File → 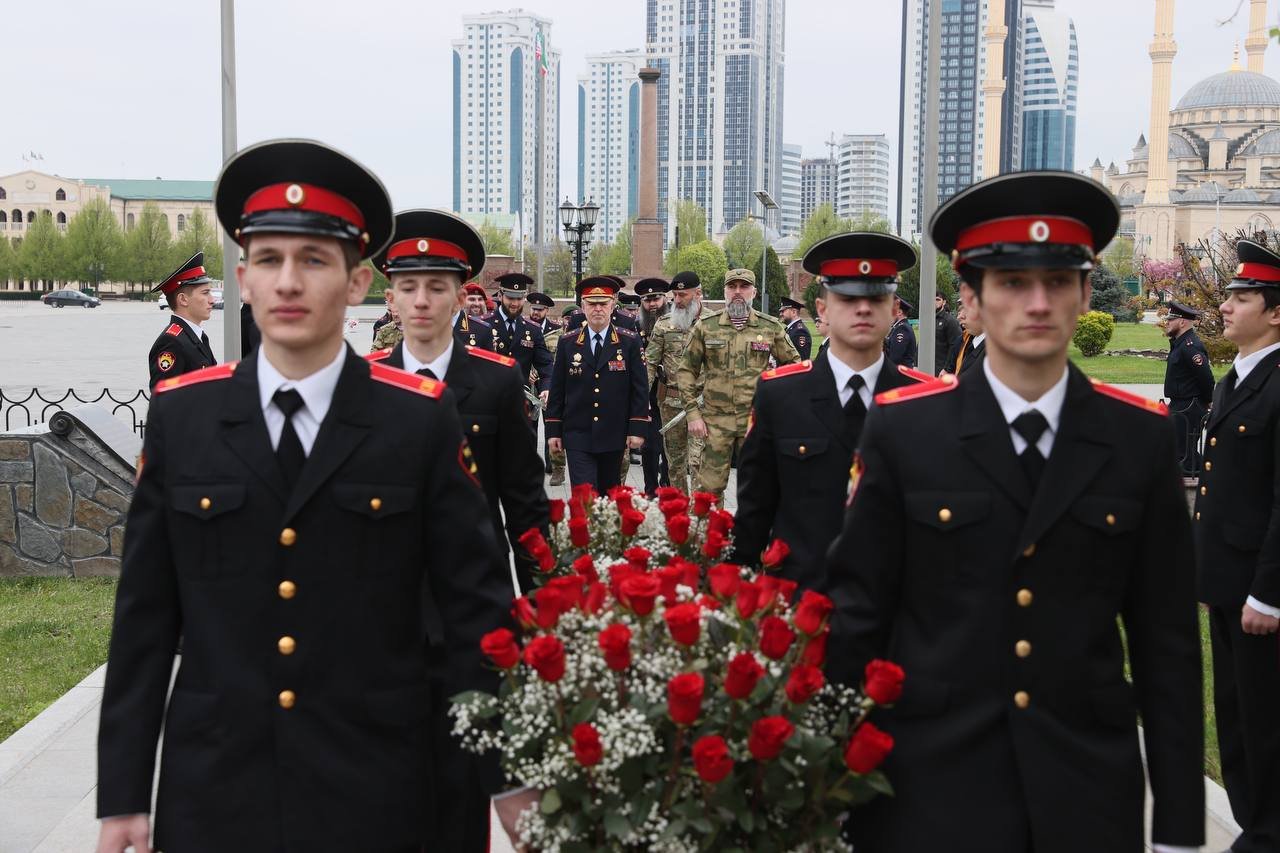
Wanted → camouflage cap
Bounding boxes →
[724,268,757,287]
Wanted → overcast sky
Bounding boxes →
[2,0,1268,221]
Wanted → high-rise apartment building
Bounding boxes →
[800,157,838,223]
[897,0,1023,238]
[780,143,803,235]
[1020,0,1078,171]
[835,134,892,223]
[646,0,786,241]
[452,11,561,246]
[577,50,642,245]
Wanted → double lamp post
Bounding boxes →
[560,197,599,286]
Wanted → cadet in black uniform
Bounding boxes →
[778,296,812,360]
[527,290,557,335]
[1163,299,1214,474]
[483,273,553,403]
[734,233,919,588]
[1194,240,1280,853]
[884,296,918,368]
[546,277,650,491]
[96,140,517,853]
[934,293,963,375]
[147,252,217,388]
[825,171,1204,853]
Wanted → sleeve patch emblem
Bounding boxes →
[458,440,481,488]
[1192,353,1204,366]
[157,352,176,372]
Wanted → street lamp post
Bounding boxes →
[560,197,599,287]
[754,190,780,315]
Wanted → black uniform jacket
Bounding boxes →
[824,364,1204,852]
[483,309,552,392]
[371,342,548,570]
[1195,344,1280,609]
[732,352,913,587]
[1164,329,1214,405]
[785,319,812,361]
[546,325,649,453]
[148,319,216,389]
[454,312,495,351]
[884,318,917,369]
[934,310,963,374]
[97,348,512,851]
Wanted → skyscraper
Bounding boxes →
[835,134,892,223]
[780,143,803,235]
[646,0,786,241]
[897,0,1023,238]
[452,11,561,247]
[1020,0,1078,171]
[577,50,642,245]
[800,157,838,223]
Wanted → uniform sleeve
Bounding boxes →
[773,325,800,365]
[1250,410,1280,606]
[1193,348,1215,406]
[1124,422,1205,846]
[904,326,918,369]
[530,328,553,393]
[678,324,706,416]
[645,328,665,387]
[148,341,188,390]
[97,397,181,817]
[730,380,778,566]
[545,337,567,439]
[627,336,651,432]
[496,366,550,577]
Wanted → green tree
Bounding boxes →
[0,236,15,287]
[792,204,855,258]
[170,208,222,280]
[1089,261,1138,322]
[673,201,707,250]
[17,211,64,291]
[896,247,956,310]
[477,218,515,256]
[847,210,892,234]
[539,240,576,296]
[123,202,174,292]
[671,241,728,299]
[1100,235,1136,283]
[62,198,125,292]
[587,220,633,276]
[723,220,766,270]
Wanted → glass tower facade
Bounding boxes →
[1019,1,1078,171]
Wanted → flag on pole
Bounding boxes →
[535,31,547,77]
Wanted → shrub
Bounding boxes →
[1073,311,1115,357]
[1203,335,1237,363]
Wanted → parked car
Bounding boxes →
[211,288,225,309]
[42,289,102,308]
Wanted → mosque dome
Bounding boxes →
[1168,133,1200,159]
[1178,182,1227,203]
[1238,127,1280,156]
[1223,187,1264,203]
[1175,70,1280,111]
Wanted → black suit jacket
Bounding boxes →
[1196,345,1280,609]
[97,348,511,850]
[484,309,552,391]
[785,319,812,361]
[732,352,913,587]
[546,325,649,453]
[148,319,216,389]
[824,364,1203,851]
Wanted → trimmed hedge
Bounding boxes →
[1073,310,1116,357]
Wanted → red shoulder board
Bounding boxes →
[760,360,813,381]
[466,345,516,367]
[1090,379,1168,416]
[154,361,238,394]
[164,323,184,337]
[369,361,446,399]
[365,348,392,362]
[897,364,934,383]
[875,373,959,405]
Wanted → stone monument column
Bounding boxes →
[631,67,664,278]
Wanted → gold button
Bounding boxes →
[593,402,599,408]
[1016,588,1033,607]
[278,636,296,655]
[1105,514,1116,526]
[1022,543,1036,558]
[1210,437,1217,446]
[370,497,382,511]
[1239,424,1247,433]
[472,423,480,433]
[938,508,952,523]
[1014,691,1030,709]
[199,497,211,510]
[278,580,297,600]
[593,416,599,422]
[279,528,297,546]
[594,388,600,393]
[798,445,807,455]
[1015,640,1032,658]
[1204,462,1212,472]
[1195,512,1201,521]
[278,690,296,709]
[1200,486,1207,496]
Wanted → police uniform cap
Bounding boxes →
[1228,240,1280,290]
[778,296,804,313]
[576,276,621,302]
[153,251,213,295]
[618,290,641,307]
[670,271,701,291]
[527,291,555,308]
[725,268,757,287]
[929,170,1118,272]
[1166,300,1202,320]
[635,278,669,296]
[802,232,916,298]
[896,296,915,316]
[371,209,485,280]
[215,138,393,259]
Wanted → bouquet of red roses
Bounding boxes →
[451,485,901,852]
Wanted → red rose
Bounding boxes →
[518,528,555,572]
[748,716,795,761]
[512,596,536,630]
[569,497,586,519]
[667,513,691,545]
[569,517,590,547]
[793,590,835,635]
[708,563,742,598]
[572,553,598,584]
[664,602,702,646]
[844,722,894,774]
[784,664,824,704]
[547,575,585,609]
[667,673,705,726]
[691,491,716,517]
[655,486,682,501]
[572,722,603,767]
[864,660,906,706]
[735,581,761,619]
[534,586,566,629]
[619,574,662,616]
[624,546,651,571]
[759,615,796,660]
[691,735,734,784]
[755,576,794,613]
[655,565,683,602]
[668,557,700,589]
[583,582,608,614]
[723,651,764,700]
[523,635,566,682]
[702,528,728,559]
[598,623,632,671]
[801,628,828,667]
[480,628,520,669]
[776,578,798,605]
[608,562,640,599]
[548,499,566,523]
[620,509,645,536]
[572,483,598,505]
[659,496,689,518]
[760,538,790,568]
[608,485,634,509]
[708,509,735,536]
[698,594,721,611]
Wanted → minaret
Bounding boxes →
[1144,0,1177,206]
[982,0,1009,179]
[1246,0,1268,74]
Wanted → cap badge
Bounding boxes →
[1029,220,1051,243]
[417,239,430,254]
[859,260,872,275]
[284,184,305,206]
[1237,263,1246,276]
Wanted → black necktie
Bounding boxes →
[416,367,437,380]
[843,374,867,429]
[593,333,603,357]
[273,389,307,491]
[1011,410,1049,491]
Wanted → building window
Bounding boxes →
[56,212,66,228]
[0,187,5,200]
[12,209,22,223]
[55,188,66,201]
[160,214,169,230]
[177,214,186,231]
[126,213,135,230]
[0,211,6,229]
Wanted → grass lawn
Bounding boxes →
[1199,606,1222,784]
[0,578,117,742]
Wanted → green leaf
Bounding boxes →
[540,788,562,815]
[568,697,601,727]
[604,812,631,838]
[689,816,713,833]
[866,771,895,796]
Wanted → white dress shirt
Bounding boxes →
[1227,341,1280,617]
[173,313,205,342]
[983,360,1068,458]
[588,324,610,356]
[402,337,455,380]
[973,332,987,349]
[827,350,884,410]
[257,344,347,455]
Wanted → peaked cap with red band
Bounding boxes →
[1228,240,1280,289]
[152,251,213,295]
[802,231,918,298]
[214,138,393,259]
[576,276,621,301]
[371,209,485,279]
[930,170,1118,272]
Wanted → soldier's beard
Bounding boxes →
[641,304,667,335]
[726,297,750,320]
[671,299,702,330]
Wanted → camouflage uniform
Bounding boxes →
[646,307,712,491]
[371,321,403,352]
[542,322,567,485]
[677,308,799,496]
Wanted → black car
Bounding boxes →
[42,289,102,308]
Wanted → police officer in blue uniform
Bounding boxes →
[779,296,812,360]
[885,295,918,368]
[1163,299,1214,474]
